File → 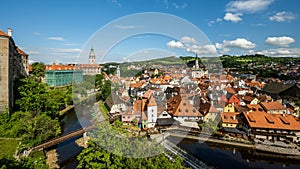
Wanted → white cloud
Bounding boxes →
[164,0,187,9]
[32,32,41,35]
[64,43,81,46]
[48,48,81,54]
[172,2,187,9]
[48,37,65,41]
[269,11,296,22]
[216,38,256,51]
[186,44,217,55]
[181,36,197,43]
[167,40,184,48]
[224,13,243,23]
[208,18,223,26]
[167,36,217,55]
[226,0,274,13]
[257,48,300,57]
[265,36,295,47]
[111,0,121,7]
[114,25,143,29]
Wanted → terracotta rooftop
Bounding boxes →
[242,95,255,103]
[243,111,300,131]
[167,95,202,117]
[148,97,157,107]
[143,90,154,99]
[226,87,237,95]
[222,112,239,124]
[260,102,286,111]
[0,30,9,37]
[130,82,144,88]
[45,65,79,70]
[17,47,28,56]
[246,104,264,112]
[133,99,147,115]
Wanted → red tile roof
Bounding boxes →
[16,47,28,56]
[226,87,237,94]
[246,104,264,112]
[148,97,157,107]
[243,111,300,131]
[0,30,9,37]
[47,65,79,70]
[260,102,286,111]
[222,112,239,124]
[167,95,202,117]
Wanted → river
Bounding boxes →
[56,110,300,169]
[169,136,300,169]
[57,109,83,169]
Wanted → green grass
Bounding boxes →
[0,139,20,159]
[99,101,109,120]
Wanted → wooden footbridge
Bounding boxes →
[31,125,95,151]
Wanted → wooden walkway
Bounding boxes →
[31,125,95,151]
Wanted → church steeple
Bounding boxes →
[89,47,96,64]
[195,53,199,69]
[117,65,120,79]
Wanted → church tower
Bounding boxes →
[117,65,120,79]
[89,47,96,64]
[195,53,199,69]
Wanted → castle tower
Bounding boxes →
[116,65,120,79]
[89,47,96,64]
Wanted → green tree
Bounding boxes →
[16,76,46,116]
[101,80,111,100]
[31,62,46,77]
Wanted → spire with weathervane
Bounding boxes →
[89,47,96,64]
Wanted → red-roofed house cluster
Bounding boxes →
[103,59,300,144]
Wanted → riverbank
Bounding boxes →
[164,132,300,159]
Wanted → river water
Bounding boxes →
[56,110,300,169]
[57,110,83,169]
[169,137,300,169]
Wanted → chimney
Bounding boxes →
[233,115,236,121]
[7,28,12,37]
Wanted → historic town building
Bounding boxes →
[77,47,101,75]
[0,29,29,113]
[45,64,83,86]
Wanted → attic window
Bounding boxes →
[265,116,274,124]
[224,115,228,119]
[248,114,256,122]
[178,109,181,112]
[193,109,196,113]
[185,109,188,113]
[183,103,187,106]
[280,116,290,125]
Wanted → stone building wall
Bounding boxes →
[0,29,29,113]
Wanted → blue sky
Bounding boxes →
[1,0,299,63]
